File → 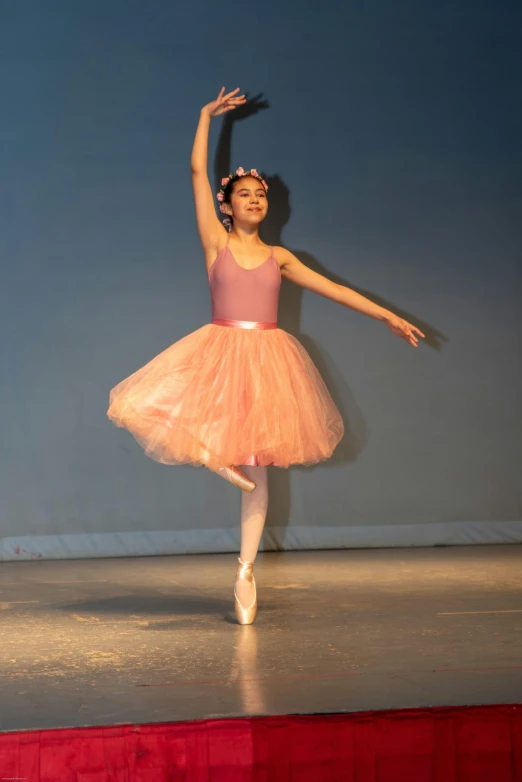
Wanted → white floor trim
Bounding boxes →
[1,521,521,561]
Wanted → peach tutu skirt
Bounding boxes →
[107,323,344,471]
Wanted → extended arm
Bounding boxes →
[279,247,425,348]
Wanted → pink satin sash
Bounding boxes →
[212,318,277,330]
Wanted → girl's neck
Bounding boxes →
[228,228,262,246]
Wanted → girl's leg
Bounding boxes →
[236,465,268,606]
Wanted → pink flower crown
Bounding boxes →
[216,167,268,214]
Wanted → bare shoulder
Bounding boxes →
[270,246,339,296]
[271,245,297,270]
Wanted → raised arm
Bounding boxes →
[191,87,246,259]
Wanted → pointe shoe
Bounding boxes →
[217,465,256,493]
[234,557,257,625]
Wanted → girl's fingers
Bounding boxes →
[392,325,419,346]
[223,87,241,99]
[396,320,424,345]
[225,96,246,105]
[406,323,424,339]
[220,97,246,112]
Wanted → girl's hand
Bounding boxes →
[384,314,425,348]
[202,87,247,118]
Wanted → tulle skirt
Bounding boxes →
[107,323,344,471]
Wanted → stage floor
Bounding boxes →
[1,544,521,733]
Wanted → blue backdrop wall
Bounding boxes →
[1,0,521,560]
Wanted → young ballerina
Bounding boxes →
[107,86,425,625]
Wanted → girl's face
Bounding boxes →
[228,177,268,224]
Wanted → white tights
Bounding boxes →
[236,464,268,605]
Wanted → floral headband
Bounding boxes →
[216,167,268,214]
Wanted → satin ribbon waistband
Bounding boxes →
[211,318,277,330]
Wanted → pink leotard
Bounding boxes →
[208,239,281,325]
